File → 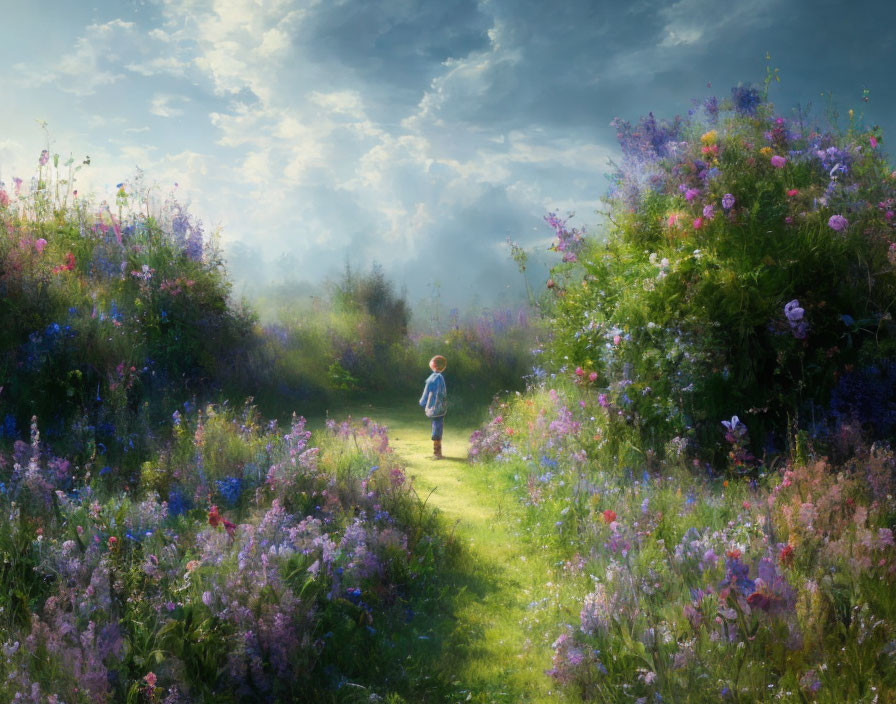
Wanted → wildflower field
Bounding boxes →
[2,77,896,703]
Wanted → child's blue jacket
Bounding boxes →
[419,372,447,418]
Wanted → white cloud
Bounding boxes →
[126,56,188,77]
[49,19,137,95]
[150,94,190,118]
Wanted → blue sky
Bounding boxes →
[2,0,895,305]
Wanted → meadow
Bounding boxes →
[0,78,895,703]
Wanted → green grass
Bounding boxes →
[312,401,573,703]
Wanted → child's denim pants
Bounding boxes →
[431,416,444,441]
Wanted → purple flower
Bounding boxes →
[828,214,849,232]
[785,299,808,338]
[702,204,715,219]
[684,188,700,202]
[784,300,804,323]
[39,150,49,166]
[721,415,747,439]
[770,155,786,168]
[722,193,735,210]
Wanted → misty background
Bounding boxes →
[1,0,895,311]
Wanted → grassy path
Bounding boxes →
[322,402,566,703]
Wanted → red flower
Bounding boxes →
[602,509,617,524]
[725,548,742,560]
[208,505,236,537]
[779,544,794,567]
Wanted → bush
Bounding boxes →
[544,84,896,461]
[0,159,256,464]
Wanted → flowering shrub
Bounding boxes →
[545,83,896,460]
[0,154,256,464]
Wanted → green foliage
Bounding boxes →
[544,92,896,461]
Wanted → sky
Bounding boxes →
[2,0,896,307]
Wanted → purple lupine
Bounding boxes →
[722,193,735,210]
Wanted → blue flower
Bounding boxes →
[731,85,761,115]
[215,476,243,507]
[167,489,191,516]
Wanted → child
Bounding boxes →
[419,355,447,459]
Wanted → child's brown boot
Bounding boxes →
[433,440,443,460]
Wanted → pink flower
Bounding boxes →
[786,189,799,197]
[39,150,49,166]
[144,672,157,688]
[589,372,597,382]
[0,190,8,207]
[575,366,584,377]
[870,135,878,148]
[598,394,609,407]
[35,238,47,253]
[613,335,621,346]
[770,155,786,168]
[667,213,679,228]
[693,217,703,229]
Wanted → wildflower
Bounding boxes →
[828,214,849,232]
[721,415,747,439]
[589,371,598,382]
[34,238,47,253]
[702,204,715,219]
[786,189,799,197]
[575,367,584,377]
[613,335,621,346]
[185,560,200,572]
[770,155,786,168]
[779,543,794,567]
[700,130,717,145]
[107,536,118,549]
[784,299,808,339]
[598,394,609,407]
[731,84,761,115]
[722,193,735,210]
[39,150,49,166]
[693,217,703,229]
[208,505,236,537]
[784,299,804,323]
[602,509,617,524]
[870,135,878,148]
[0,190,8,207]
[684,188,700,201]
[144,672,157,689]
